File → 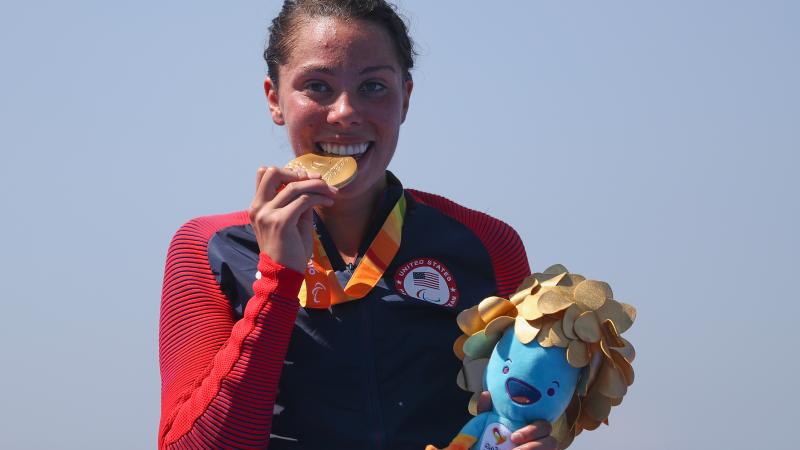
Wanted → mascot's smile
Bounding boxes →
[505,377,541,405]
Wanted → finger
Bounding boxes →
[512,436,557,450]
[289,166,308,180]
[511,420,552,445]
[275,166,305,196]
[270,178,337,209]
[476,391,492,413]
[280,193,335,225]
[255,166,267,191]
[253,167,309,206]
[292,165,325,180]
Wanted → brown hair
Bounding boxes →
[264,0,416,86]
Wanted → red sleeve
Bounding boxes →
[406,190,530,298]
[158,214,304,449]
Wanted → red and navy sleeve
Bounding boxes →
[406,190,530,298]
[158,212,302,449]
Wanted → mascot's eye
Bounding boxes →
[502,359,511,374]
[547,387,555,396]
[547,381,560,397]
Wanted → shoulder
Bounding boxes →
[164,211,251,274]
[404,189,524,250]
[405,189,530,297]
[162,211,251,304]
[167,211,251,250]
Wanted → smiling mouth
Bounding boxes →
[316,142,372,158]
[506,377,541,405]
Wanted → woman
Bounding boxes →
[158,1,556,449]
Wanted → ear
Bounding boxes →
[400,79,413,123]
[264,77,285,126]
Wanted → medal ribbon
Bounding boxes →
[299,194,406,308]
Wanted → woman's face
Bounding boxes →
[265,16,413,200]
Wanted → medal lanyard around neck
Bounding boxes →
[299,194,406,308]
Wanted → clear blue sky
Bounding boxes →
[1,1,797,448]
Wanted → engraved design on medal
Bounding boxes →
[321,159,346,184]
[285,154,357,188]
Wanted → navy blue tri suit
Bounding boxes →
[158,172,529,449]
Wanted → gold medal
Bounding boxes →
[285,153,357,188]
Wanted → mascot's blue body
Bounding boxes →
[456,330,580,450]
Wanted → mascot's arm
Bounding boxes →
[425,414,486,450]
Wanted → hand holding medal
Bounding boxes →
[283,153,406,309]
[247,154,357,273]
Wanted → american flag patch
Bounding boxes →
[413,271,440,289]
[393,258,460,307]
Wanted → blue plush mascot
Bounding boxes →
[426,265,637,450]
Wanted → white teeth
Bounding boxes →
[319,142,369,156]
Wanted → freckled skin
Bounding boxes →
[265,16,413,203]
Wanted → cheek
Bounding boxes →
[284,105,323,138]
[289,106,318,125]
[371,97,406,127]
[283,94,321,121]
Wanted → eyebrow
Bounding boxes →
[298,65,335,75]
[297,64,396,75]
[360,65,396,75]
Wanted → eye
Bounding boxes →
[360,81,387,94]
[304,81,331,93]
[547,381,560,397]
[502,359,511,374]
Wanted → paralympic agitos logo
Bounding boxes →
[393,258,459,307]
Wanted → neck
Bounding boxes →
[316,175,388,262]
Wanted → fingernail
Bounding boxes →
[511,432,522,442]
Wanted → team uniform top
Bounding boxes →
[158,173,530,449]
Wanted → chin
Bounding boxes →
[345,167,390,198]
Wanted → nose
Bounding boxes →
[327,92,363,127]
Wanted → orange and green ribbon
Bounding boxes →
[299,194,406,308]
